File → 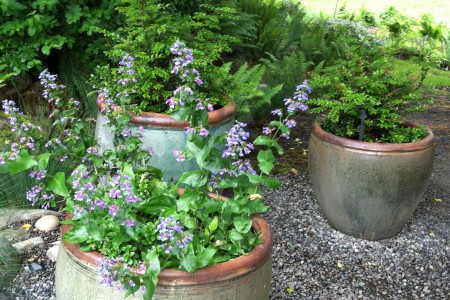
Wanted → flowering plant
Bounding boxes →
[0,40,310,299]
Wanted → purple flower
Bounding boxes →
[92,199,106,209]
[199,127,209,137]
[271,109,282,116]
[121,219,135,227]
[2,100,19,114]
[126,193,141,203]
[26,185,43,206]
[108,205,119,218]
[29,170,47,180]
[262,127,274,135]
[194,77,203,86]
[97,257,121,288]
[223,122,254,158]
[286,119,297,128]
[108,188,122,199]
[173,150,186,162]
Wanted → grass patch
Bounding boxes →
[389,58,450,88]
[298,0,449,24]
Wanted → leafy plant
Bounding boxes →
[308,46,432,143]
[0,41,311,299]
[379,6,415,46]
[93,0,241,113]
[0,0,120,75]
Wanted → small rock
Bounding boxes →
[30,262,43,271]
[34,215,59,232]
[11,237,44,253]
[46,246,59,262]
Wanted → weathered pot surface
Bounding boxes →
[308,121,435,240]
[95,97,235,182]
[55,214,272,300]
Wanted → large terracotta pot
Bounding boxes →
[95,98,235,182]
[55,215,272,300]
[308,122,435,240]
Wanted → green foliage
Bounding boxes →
[226,63,282,124]
[308,46,432,143]
[358,8,377,27]
[380,6,415,44]
[94,0,241,113]
[261,51,312,110]
[0,0,120,76]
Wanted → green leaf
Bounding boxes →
[36,153,52,170]
[178,170,208,187]
[143,251,160,300]
[257,149,275,175]
[208,216,219,232]
[260,176,280,189]
[233,215,252,233]
[136,194,176,215]
[47,172,69,197]
[9,150,38,174]
[196,247,217,269]
[180,248,197,273]
[63,226,89,244]
[253,136,283,154]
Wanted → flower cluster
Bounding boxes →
[157,216,193,253]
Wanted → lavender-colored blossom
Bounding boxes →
[92,199,107,210]
[173,150,186,162]
[97,257,120,287]
[0,156,5,164]
[26,185,43,206]
[194,77,203,86]
[262,127,274,135]
[207,104,214,111]
[223,122,254,158]
[271,109,282,116]
[232,159,256,175]
[157,217,189,253]
[197,103,205,110]
[2,100,19,114]
[126,193,141,203]
[199,127,209,137]
[286,119,297,128]
[121,219,135,227]
[176,234,193,249]
[29,170,47,180]
[108,188,122,199]
[147,147,155,156]
[74,190,86,201]
[108,205,119,218]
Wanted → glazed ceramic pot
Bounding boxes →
[308,122,435,240]
[95,98,235,182]
[55,214,272,300]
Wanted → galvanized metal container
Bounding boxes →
[95,98,235,182]
[55,215,272,300]
[308,122,435,240]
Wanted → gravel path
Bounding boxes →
[2,91,449,299]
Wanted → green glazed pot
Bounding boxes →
[95,98,235,182]
[55,214,272,300]
[308,122,435,240]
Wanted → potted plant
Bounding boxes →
[91,1,246,182]
[0,41,311,299]
[306,46,435,240]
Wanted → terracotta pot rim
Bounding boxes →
[62,210,272,286]
[312,121,435,152]
[96,96,235,128]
